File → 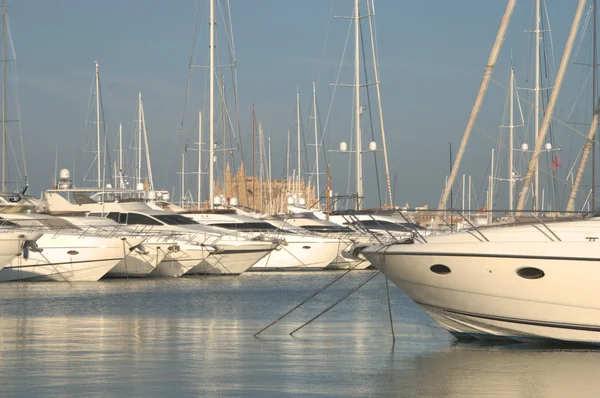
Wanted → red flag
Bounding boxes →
[551,154,563,171]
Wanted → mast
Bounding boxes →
[286,128,290,184]
[209,0,215,209]
[252,104,256,209]
[141,99,153,189]
[517,0,586,212]
[259,121,264,211]
[312,82,320,203]
[1,0,5,192]
[593,0,598,209]
[118,122,124,188]
[137,91,142,186]
[489,148,494,224]
[534,0,540,212]
[326,164,331,220]
[366,0,393,207]
[509,65,514,212]
[95,62,101,188]
[436,0,516,222]
[354,0,362,210]
[181,152,185,207]
[268,135,272,214]
[197,110,202,209]
[296,90,301,198]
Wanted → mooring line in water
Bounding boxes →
[253,259,368,337]
[289,270,379,336]
[382,245,395,347]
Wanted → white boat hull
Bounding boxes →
[151,245,212,277]
[0,234,130,282]
[185,243,274,275]
[105,242,168,278]
[364,238,600,344]
[250,239,341,271]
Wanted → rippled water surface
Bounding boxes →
[1,270,600,397]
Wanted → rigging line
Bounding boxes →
[315,0,336,89]
[492,77,593,142]
[5,16,25,182]
[168,0,206,190]
[81,68,97,185]
[253,258,367,336]
[319,13,353,162]
[177,0,203,135]
[573,5,593,60]
[220,0,248,203]
[289,271,379,336]
[382,245,395,347]
[359,15,382,207]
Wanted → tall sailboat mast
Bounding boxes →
[354,0,362,210]
[366,0,393,207]
[209,0,215,209]
[137,91,142,186]
[118,122,124,188]
[95,62,101,188]
[509,65,515,212]
[197,110,202,209]
[312,82,320,203]
[593,0,598,209]
[1,0,6,192]
[534,0,540,211]
[296,91,301,197]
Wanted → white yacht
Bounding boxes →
[0,229,42,270]
[44,190,276,276]
[361,216,600,344]
[0,214,142,282]
[60,215,176,278]
[273,213,372,270]
[177,210,343,271]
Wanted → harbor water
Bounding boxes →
[1,270,599,397]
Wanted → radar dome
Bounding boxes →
[59,169,71,180]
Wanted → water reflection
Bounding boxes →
[3,273,597,397]
[385,343,600,398]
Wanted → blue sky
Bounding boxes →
[6,1,596,210]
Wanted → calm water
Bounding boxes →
[0,270,599,397]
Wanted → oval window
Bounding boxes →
[67,250,79,256]
[430,264,451,275]
[302,246,311,250]
[517,267,544,279]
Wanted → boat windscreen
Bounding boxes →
[153,214,199,225]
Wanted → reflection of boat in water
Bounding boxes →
[381,344,600,398]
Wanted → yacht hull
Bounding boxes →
[151,245,212,277]
[250,239,341,271]
[185,242,275,275]
[105,242,168,278]
[0,235,130,282]
[364,240,600,344]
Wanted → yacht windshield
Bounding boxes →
[154,214,199,226]
[301,225,353,233]
[209,222,279,232]
[351,220,422,232]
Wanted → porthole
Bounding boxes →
[430,264,451,275]
[67,250,79,256]
[516,267,545,279]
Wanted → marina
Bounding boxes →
[3,0,600,396]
